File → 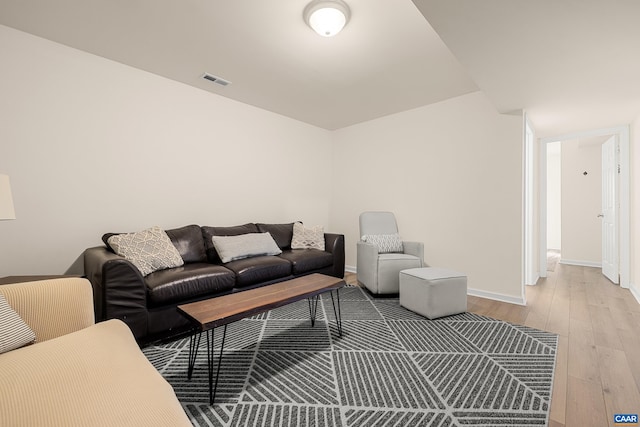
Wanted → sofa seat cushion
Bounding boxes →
[0,319,191,427]
[278,249,334,275]
[224,256,292,287]
[145,263,236,305]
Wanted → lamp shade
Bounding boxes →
[304,0,350,37]
[0,174,16,220]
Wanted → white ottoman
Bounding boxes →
[399,267,467,319]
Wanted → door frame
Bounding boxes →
[538,125,629,288]
[523,115,537,289]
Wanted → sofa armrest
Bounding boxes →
[84,247,149,339]
[324,233,345,278]
[356,241,379,290]
[403,241,424,265]
[0,278,94,343]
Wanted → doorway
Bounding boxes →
[545,137,610,271]
[537,126,630,288]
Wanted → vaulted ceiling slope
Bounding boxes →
[413,0,640,137]
[2,1,639,136]
[0,0,477,130]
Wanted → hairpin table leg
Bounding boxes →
[330,288,343,337]
[206,324,228,405]
[187,330,201,380]
[308,294,320,327]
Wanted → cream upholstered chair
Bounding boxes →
[0,278,192,427]
[357,211,424,294]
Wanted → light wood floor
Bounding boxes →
[345,263,640,427]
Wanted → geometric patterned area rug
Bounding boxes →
[142,286,558,427]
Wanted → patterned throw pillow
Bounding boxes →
[107,226,184,276]
[291,222,325,250]
[0,294,36,354]
[361,233,403,253]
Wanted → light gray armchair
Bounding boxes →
[357,211,424,294]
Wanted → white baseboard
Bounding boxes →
[344,265,357,273]
[559,259,601,268]
[467,287,526,306]
[629,282,640,305]
[526,274,540,286]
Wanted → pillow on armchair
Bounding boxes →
[361,233,404,253]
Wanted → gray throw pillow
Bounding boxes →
[0,294,36,354]
[211,232,282,263]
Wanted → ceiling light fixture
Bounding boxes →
[303,0,350,37]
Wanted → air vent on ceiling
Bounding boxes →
[202,73,231,87]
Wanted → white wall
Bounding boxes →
[0,25,333,276]
[560,139,602,265]
[330,92,524,302]
[0,26,530,303]
[631,117,640,300]
[546,142,562,250]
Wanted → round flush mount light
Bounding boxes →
[303,0,351,37]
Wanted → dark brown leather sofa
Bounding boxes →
[84,223,345,344]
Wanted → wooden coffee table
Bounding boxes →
[177,273,345,405]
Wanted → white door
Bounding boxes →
[601,136,618,283]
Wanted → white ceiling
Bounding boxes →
[413,0,640,138]
[1,0,639,136]
[0,0,477,130]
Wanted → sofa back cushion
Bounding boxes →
[201,223,260,263]
[256,223,295,250]
[165,225,207,263]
